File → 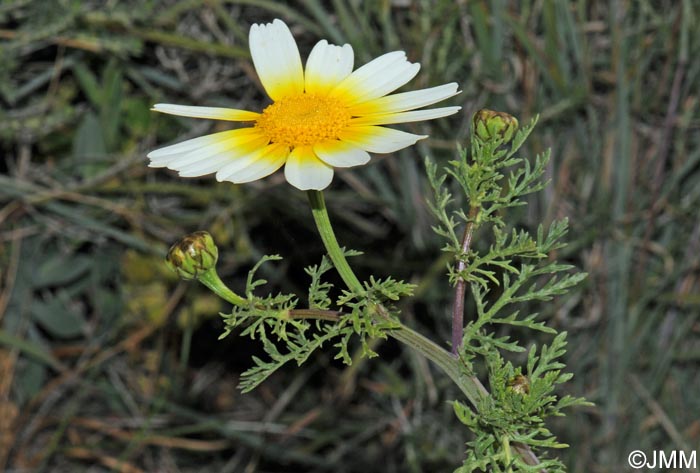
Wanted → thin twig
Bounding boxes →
[288,309,342,322]
[629,375,692,456]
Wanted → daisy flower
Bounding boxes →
[147,19,461,191]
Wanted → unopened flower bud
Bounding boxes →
[507,374,530,395]
[473,109,519,143]
[166,231,218,280]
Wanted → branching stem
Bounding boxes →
[305,189,543,470]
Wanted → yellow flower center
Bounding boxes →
[255,93,351,147]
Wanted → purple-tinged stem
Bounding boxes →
[451,206,478,356]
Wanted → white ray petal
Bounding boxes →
[338,126,427,154]
[313,140,370,168]
[331,51,420,105]
[216,144,289,183]
[152,104,259,121]
[304,40,354,95]
[147,130,240,162]
[350,106,462,126]
[178,155,238,177]
[160,134,259,168]
[249,19,304,100]
[284,146,334,190]
[174,134,270,177]
[227,144,290,183]
[349,83,460,115]
[148,129,269,179]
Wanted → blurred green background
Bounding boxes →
[1,1,699,472]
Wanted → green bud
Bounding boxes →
[506,374,530,395]
[166,231,219,280]
[473,109,519,143]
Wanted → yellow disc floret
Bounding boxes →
[255,93,351,147]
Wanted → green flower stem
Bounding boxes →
[503,435,513,473]
[307,190,364,294]
[198,266,342,322]
[306,190,487,406]
[378,304,488,406]
[198,269,247,306]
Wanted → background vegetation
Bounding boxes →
[1,1,698,472]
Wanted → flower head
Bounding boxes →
[506,374,530,395]
[148,19,461,190]
[472,109,519,143]
[166,231,219,280]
